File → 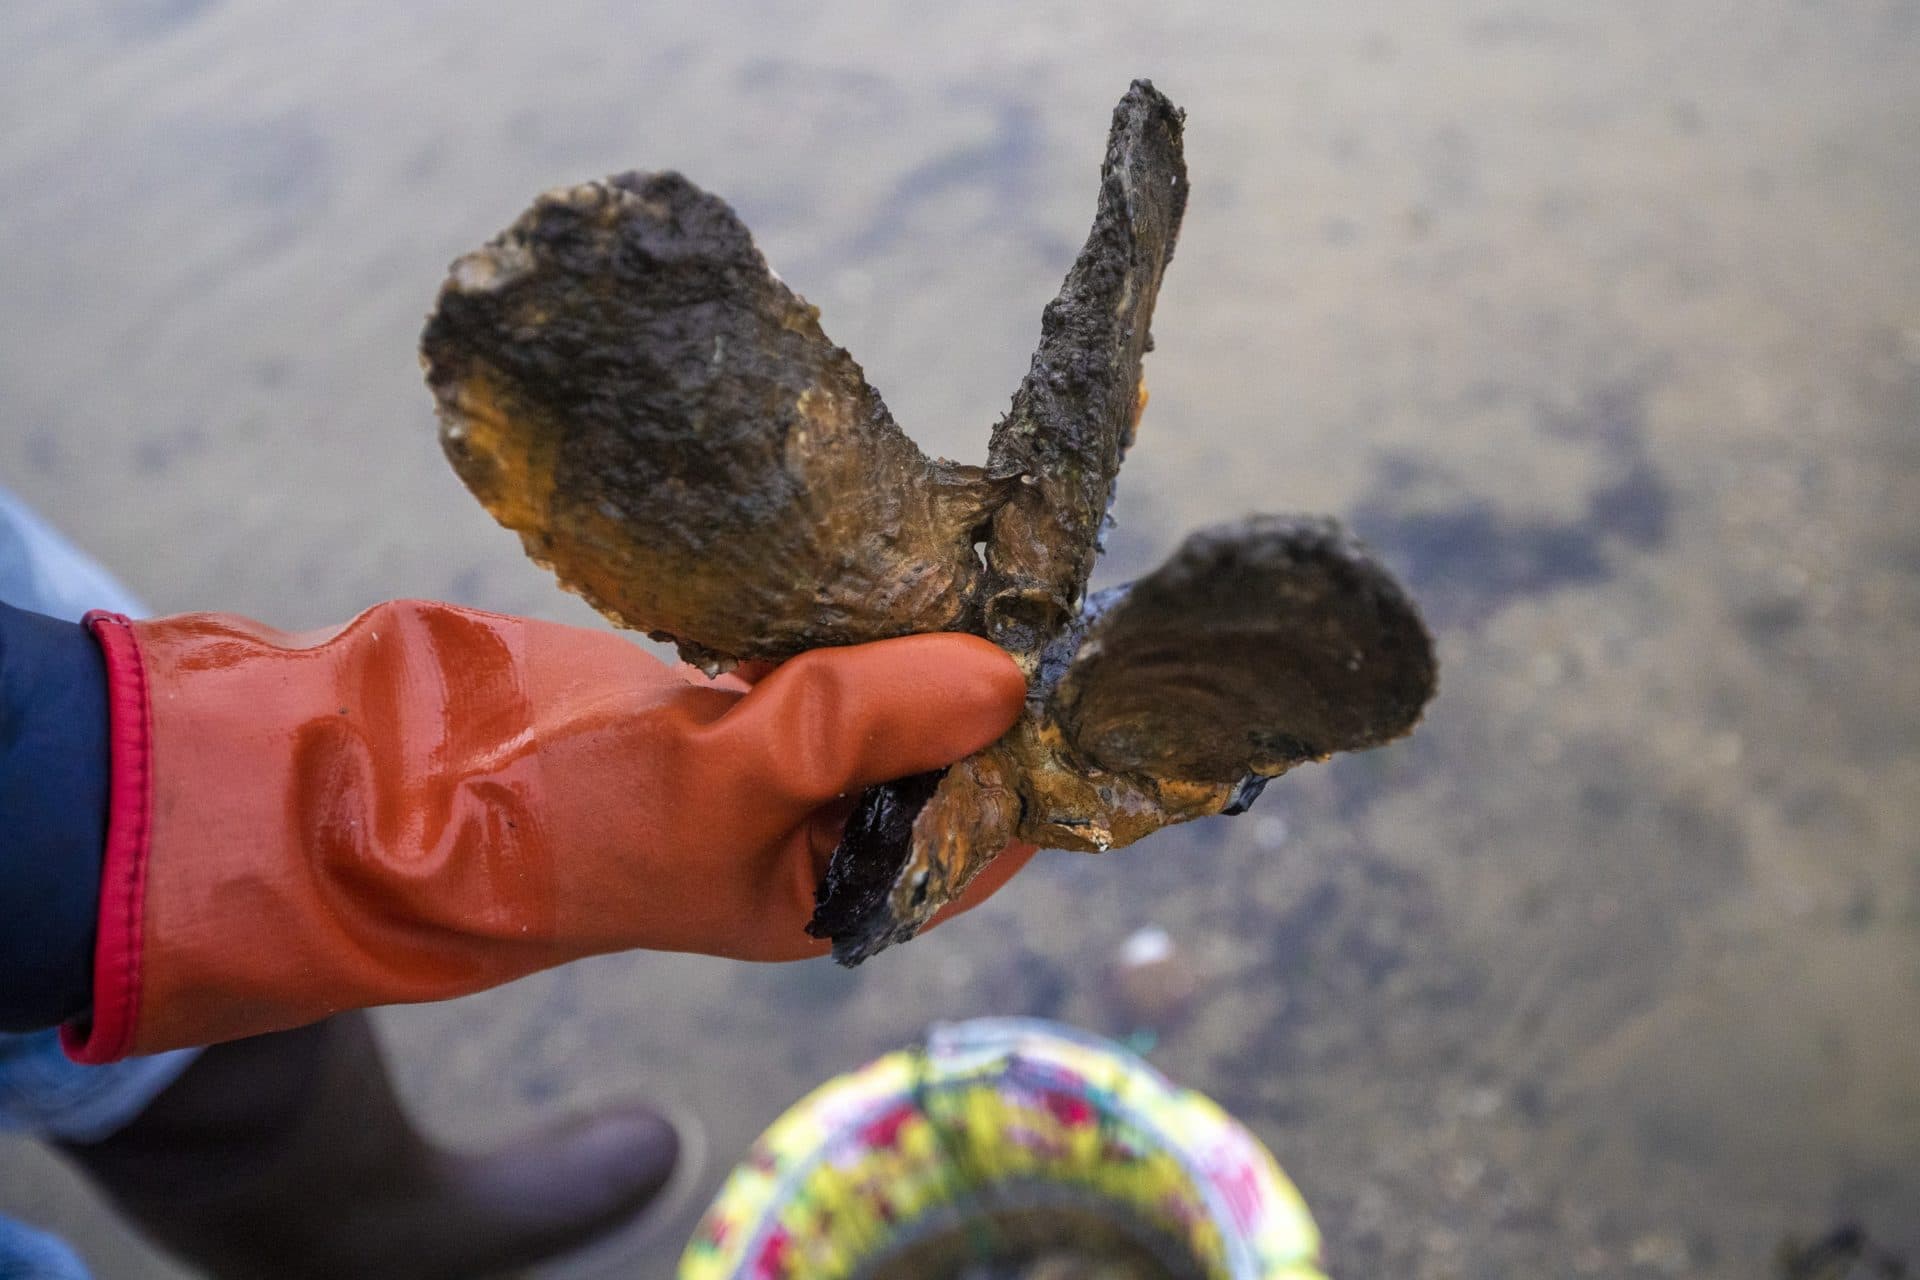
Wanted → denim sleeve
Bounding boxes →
[0,601,108,1032]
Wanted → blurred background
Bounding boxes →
[2,1,1917,1276]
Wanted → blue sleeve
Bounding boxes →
[0,601,109,1032]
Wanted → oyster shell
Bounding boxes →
[422,80,1437,964]
[422,172,1010,670]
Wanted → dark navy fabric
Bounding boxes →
[0,602,108,1032]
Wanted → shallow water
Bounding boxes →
[3,2,1918,1276]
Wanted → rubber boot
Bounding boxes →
[55,1011,679,1279]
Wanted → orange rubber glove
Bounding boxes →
[64,601,1029,1063]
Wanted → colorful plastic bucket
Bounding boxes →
[678,1018,1326,1279]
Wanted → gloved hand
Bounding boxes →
[65,601,1029,1063]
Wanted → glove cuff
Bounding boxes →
[61,612,152,1065]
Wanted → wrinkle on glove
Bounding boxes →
[65,602,1026,1062]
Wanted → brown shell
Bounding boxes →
[421,80,1438,964]
[837,517,1437,963]
[422,172,1009,670]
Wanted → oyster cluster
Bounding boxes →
[422,80,1437,963]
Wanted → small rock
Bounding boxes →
[1106,925,1201,1031]
[1629,1231,1690,1273]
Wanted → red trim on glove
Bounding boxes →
[61,612,153,1065]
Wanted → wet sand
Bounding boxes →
[3,2,1917,1276]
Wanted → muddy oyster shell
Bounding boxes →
[422,79,1437,963]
